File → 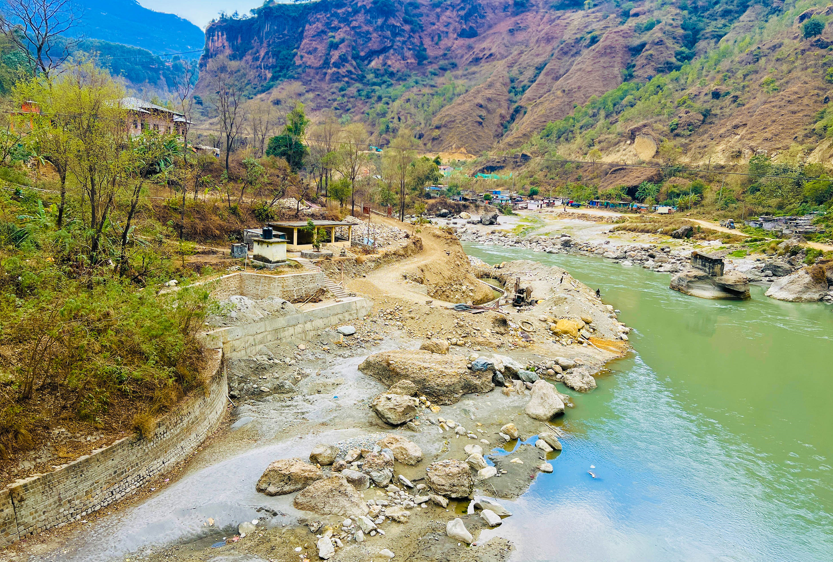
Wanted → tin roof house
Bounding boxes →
[120,97,189,137]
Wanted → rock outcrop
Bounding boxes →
[293,475,369,518]
[765,268,829,302]
[359,350,494,404]
[256,458,323,496]
[419,339,450,355]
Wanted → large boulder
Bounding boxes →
[420,339,450,355]
[359,350,494,404]
[552,319,581,338]
[372,392,419,425]
[762,260,792,277]
[671,225,694,239]
[481,212,499,226]
[425,459,474,498]
[765,268,828,302]
[256,458,323,496]
[670,269,750,300]
[377,435,423,465]
[309,444,339,466]
[446,518,473,544]
[525,380,565,420]
[293,475,369,518]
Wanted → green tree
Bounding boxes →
[266,102,310,172]
[636,181,660,201]
[336,122,367,215]
[528,186,540,197]
[803,17,825,40]
[329,177,352,208]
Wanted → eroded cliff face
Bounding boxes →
[200,0,790,157]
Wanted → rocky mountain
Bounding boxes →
[200,0,833,166]
[71,0,205,56]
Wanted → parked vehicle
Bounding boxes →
[720,219,736,229]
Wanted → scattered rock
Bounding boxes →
[361,451,394,487]
[238,521,256,536]
[293,475,369,518]
[538,431,562,451]
[561,369,597,392]
[477,466,497,480]
[474,498,512,516]
[419,339,450,355]
[517,370,539,383]
[535,439,553,453]
[466,453,488,471]
[317,536,335,559]
[372,392,419,426]
[481,509,502,527]
[309,444,339,466]
[426,459,474,498]
[446,518,473,544]
[337,325,356,336]
[341,469,370,490]
[525,380,565,420]
[385,505,410,523]
[540,462,553,473]
[500,423,519,440]
[256,458,323,496]
[430,494,449,508]
[377,435,423,465]
[379,548,396,559]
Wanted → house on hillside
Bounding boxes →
[120,97,189,137]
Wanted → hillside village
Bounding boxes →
[0,1,832,562]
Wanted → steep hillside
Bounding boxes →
[199,0,833,164]
[71,0,205,56]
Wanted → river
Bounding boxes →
[463,243,833,561]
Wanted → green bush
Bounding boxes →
[803,17,825,40]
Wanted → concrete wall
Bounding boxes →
[202,297,373,359]
[208,271,326,302]
[692,252,725,277]
[0,350,226,548]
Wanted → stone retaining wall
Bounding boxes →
[202,298,373,359]
[207,271,327,302]
[0,350,226,548]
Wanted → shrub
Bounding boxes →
[803,17,825,40]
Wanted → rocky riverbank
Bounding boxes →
[452,213,833,304]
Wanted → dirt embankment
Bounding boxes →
[348,221,495,306]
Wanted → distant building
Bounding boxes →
[119,97,188,137]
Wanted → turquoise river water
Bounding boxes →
[464,243,833,562]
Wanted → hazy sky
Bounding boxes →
[138,0,267,29]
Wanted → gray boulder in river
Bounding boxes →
[670,269,750,300]
[765,268,829,302]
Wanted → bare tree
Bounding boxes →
[247,99,282,158]
[383,130,417,221]
[0,0,79,78]
[207,56,248,172]
[173,59,198,163]
[337,122,367,216]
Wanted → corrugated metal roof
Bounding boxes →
[119,97,184,117]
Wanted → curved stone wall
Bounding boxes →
[0,349,226,547]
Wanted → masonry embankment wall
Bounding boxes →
[202,297,373,359]
[207,271,327,302]
[0,350,226,548]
